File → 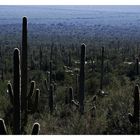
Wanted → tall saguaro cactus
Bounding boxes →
[21,17,28,114]
[39,46,42,70]
[136,58,139,75]
[13,48,21,134]
[79,44,86,114]
[68,87,74,104]
[128,85,139,124]
[49,84,54,114]
[100,47,104,90]
[50,61,52,84]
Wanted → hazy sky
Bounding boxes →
[0,0,140,5]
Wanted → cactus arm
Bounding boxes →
[31,123,40,135]
[7,82,14,105]
[0,119,7,135]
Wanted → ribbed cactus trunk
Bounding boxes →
[7,82,14,105]
[128,85,139,126]
[75,74,79,99]
[100,47,104,90]
[49,84,53,114]
[133,85,139,123]
[28,81,35,111]
[13,48,21,134]
[21,17,28,132]
[136,58,139,75]
[39,46,42,70]
[50,61,52,84]
[69,87,74,104]
[33,89,40,113]
[68,51,72,67]
[79,44,86,114]
[31,123,40,135]
[50,43,53,61]
[0,119,7,134]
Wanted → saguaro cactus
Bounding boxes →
[50,61,52,84]
[128,85,139,124]
[100,47,104,90]
[39,46,43,70]
[136,58,139,75]
[65,87,74,105]
[13,48,21,134]
[79,43,86,114]
[33,89,40,113]
[75,74,79,99]
[7,82,14,105]
[68,87,74,104]
[31,123,40,135]
[49,84,54,114]
[21,17,28,115]
[28,81,36,111]
[0,119,7,135]
[0,118,40,135]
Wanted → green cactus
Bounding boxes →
[75,74,79,99]
[50,61,52,84]
[68,87,74,104]
[13,48,21,134]
[28,81,36,111]
[7,82,14,105]
[0,118,40,135]
[136,58,139,75]
[0,119,7,135]
[65,87,74,105]
[0,48,40,135]
[79,43,86,114]
[39,46,43,70]
[49,84,54,114]
[31,123,40,135]
[100,47,104,90]
[128,85,139,124]
[68,51,72,67]
[21,17,28,125]
[33,89,40,113]
[50,43,53,61]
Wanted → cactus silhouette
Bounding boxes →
[75,74,79,99]
[39,46,43,70]
[100,47,104,90]
[21,17,28,126]
[79,44,86,114]
[0,48,40,135]
[0,118,40,135]
[13,48,21,134]
[68,87,74,104]
[7,82,14,105]
[50,61,52,84]
[31,123,40,135]
[128,85,139,124]
[65,87,74,105]
[0,119,7,135]
[28,81,36,111]
[136,58,139,75]
[49,84,54,114]
[33,89,40,113]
